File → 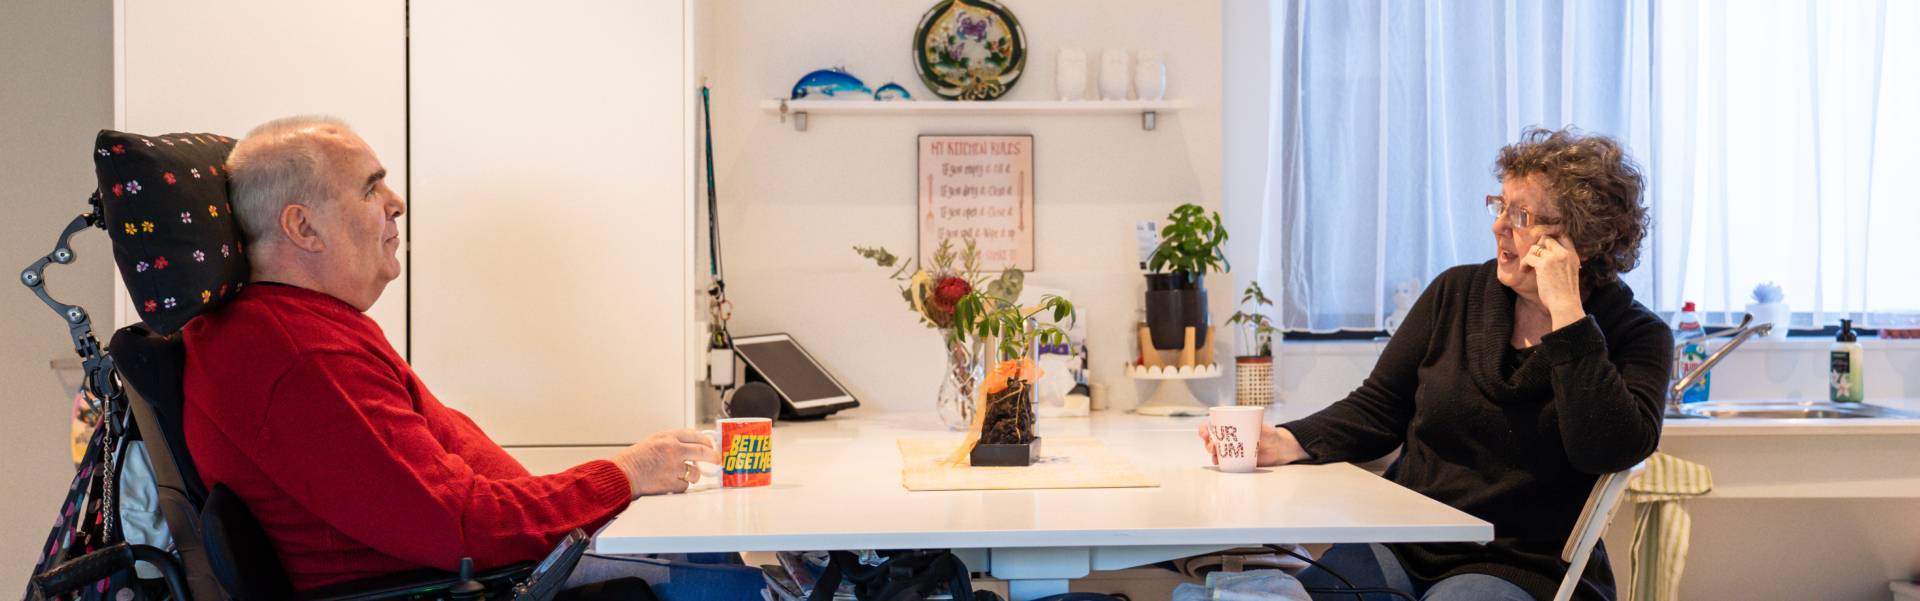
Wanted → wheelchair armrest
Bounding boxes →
[294,561,534,601]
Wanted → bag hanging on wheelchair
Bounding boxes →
[22,410,170,601]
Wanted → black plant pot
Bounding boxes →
[1145,272,1210,351]
[970,437,1042,467]
[974,380,1039,466]
[1144,271,1202,291]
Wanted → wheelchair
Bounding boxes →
[19,193,582,601]
[18,128,684,600]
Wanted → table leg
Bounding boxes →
[987,545,1239,600]
[989,547,1089,600]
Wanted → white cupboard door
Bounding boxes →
[409,0,693,446]
[118,0,409,349]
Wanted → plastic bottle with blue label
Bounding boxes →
[1674,301,1710,404]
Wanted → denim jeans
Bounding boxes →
[562,553,765,600]
[1294,543,1534,601]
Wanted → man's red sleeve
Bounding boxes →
[249,350,632,570]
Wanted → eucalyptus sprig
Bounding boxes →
[1147,203,1231,276]
[855,238,1027,329]
[949,293,1076,359]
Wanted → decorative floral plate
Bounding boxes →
[913,0,1027,100]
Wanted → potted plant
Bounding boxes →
[1146,203,1229,354]
[856,239,1025,430]
[945,290,1075,466]
[1225,281,1279,407]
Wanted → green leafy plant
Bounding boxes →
[1226,281,1279,357]
[949,292,1076,360]
[1148,203,1231,276]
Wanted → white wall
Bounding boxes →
[409,0,695,445]
[0,1,114,593]
[702,1,1226,416]
[116,0,410,351]
[1222,0,1273,306]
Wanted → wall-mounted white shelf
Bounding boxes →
[760,99,1191,132]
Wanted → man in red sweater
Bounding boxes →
[183,116,720,592]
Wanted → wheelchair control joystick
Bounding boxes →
[450,558,486,600]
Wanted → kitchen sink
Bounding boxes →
[1670,401,1920,420]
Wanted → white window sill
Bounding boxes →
[1274,336,1920,357]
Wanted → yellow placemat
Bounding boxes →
[898,436,1159,491]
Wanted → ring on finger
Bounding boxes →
[681,461,696,483]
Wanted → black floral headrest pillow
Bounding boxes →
[93,130,248,335]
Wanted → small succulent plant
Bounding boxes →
[1752,282,1785,304]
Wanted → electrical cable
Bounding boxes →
[699,84,732,347]
[699,83,738,399]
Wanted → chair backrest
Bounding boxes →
[109,324,225,600]
[200,484,296,601]
[1553,461,1648,601]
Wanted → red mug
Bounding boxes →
[714,418,772,487]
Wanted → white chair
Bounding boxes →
[1554,461,1649,601]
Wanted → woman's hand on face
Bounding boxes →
[1197,422,1305,467]
[1521,235,1586,329]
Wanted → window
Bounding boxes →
[1259,0,1919,332]
[1648,0,1920,329]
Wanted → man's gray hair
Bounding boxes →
[227,115,354,245]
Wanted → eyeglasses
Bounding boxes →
[1485,195,1560,229]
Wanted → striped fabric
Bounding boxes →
[1625,452,1714,601]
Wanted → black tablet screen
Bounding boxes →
[737,338,848,404]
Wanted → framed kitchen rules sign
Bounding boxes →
[917,134,1035,271]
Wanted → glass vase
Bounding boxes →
[936,331,986,431]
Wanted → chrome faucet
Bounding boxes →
[1667,313,1773,416]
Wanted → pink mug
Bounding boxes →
[1208,406,1265,473]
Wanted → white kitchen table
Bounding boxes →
[508,410,1492,600]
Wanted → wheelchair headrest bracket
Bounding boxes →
[20,193,124,427]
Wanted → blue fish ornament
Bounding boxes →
[874,82,913,101]
[791,68,873,100]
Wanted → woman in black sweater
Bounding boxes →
[1203,128,1671,601]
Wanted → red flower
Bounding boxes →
[110,144,125,154]
[163,172,177,184]
[111,183,123,197]
[153,256,169,270]
[209,165,219,176]
[928,276,972,316]
[143,300,157,313]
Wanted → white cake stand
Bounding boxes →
[1125,363,1222,417]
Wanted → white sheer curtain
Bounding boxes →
[1262,0,1919,332]
[1650,0,1920,328]
[1262,0,1651,332]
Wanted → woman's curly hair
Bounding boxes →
[1495,127,1649,291]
